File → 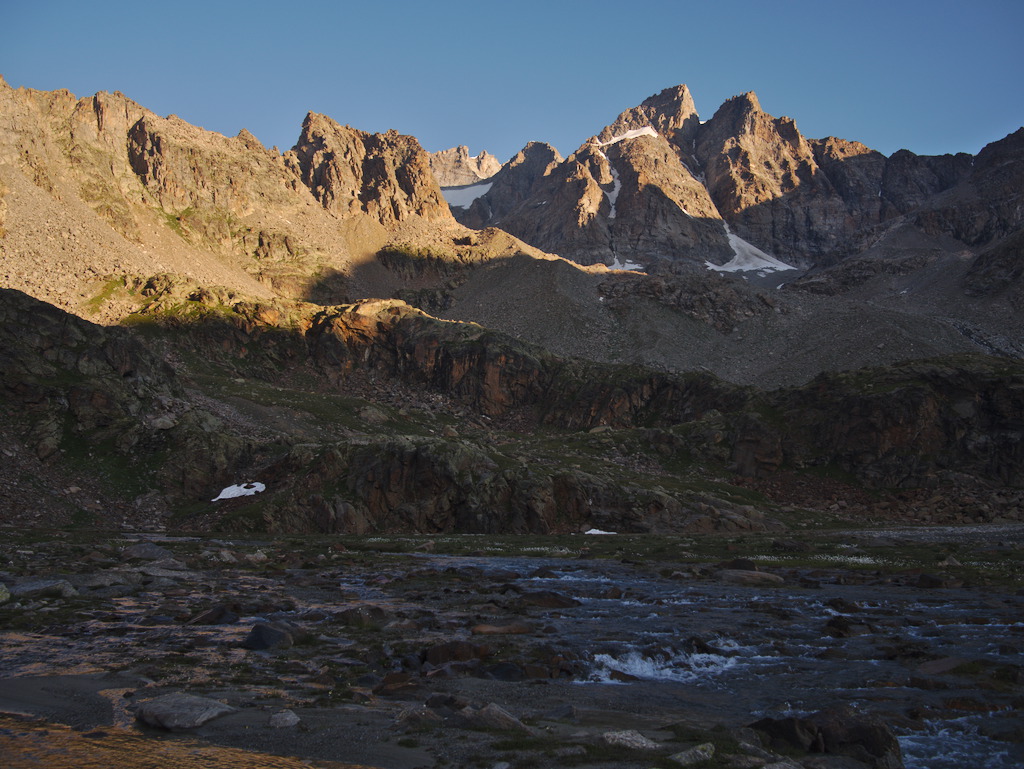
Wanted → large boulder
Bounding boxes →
[136,692,235,731]
[750,707,903,769]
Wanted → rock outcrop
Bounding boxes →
[594,84,702,151]
[455,130,730,267]
[694,92,867,265]
[451,84,1009,275]
[4,281,1023,535]
[452,87,728,268]
[0,287,266,520]
[767,356,1024,488]
[287,112,452,226]
[126,117,300,216]
[456,141,563,230]
[430,145,502,186]
[963,227,1024,305]
[913,127,1024,246]
[0,78,462,316]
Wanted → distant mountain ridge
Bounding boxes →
[445,84,1020,278]
[429,145,502,187]
[1,73,1021,379]
[1,75,1023,535]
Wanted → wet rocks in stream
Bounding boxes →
[0,532,1022,768]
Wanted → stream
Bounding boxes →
[1,536,1021,768]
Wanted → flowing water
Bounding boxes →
[2,544,1021,768]
[447,555,1024,767]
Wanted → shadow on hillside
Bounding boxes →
[303,268,350,306]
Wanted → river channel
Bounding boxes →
[0,532,1021,768]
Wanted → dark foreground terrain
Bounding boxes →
[1,527,1022,769]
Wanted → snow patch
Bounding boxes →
[585,528,617,535]
[605,167,622,219]
[441,182,492,209]
[212,482,266,502]
[608,256,644,271]
[706,225,794,276]
[595,126,659,147]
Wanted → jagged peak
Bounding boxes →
[300,110,348,135]
[713,91,762,122]
[235,128,267,152]
[597,84,700,149]
[730,91,762,113]
[640,84,698,114]
[430,145,502,186]
[511,141,563,166]
[700,91,767,139]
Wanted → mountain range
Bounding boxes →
[0,75,1022,534]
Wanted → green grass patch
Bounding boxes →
[83,276,128,313]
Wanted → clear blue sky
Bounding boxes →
[2,0,1021,163]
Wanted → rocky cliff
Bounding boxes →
[430,145,502,186]
[5,281,1020,535]
[287,112,452,226]
[451,84,1009,275]
[454,86,732,267]
[2,77,1023,536]
[0,77,472,317]
[693,91,978,266]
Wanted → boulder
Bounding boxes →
[459,703,531,733]
[669,742,716,766]
[268,709,300,728]
[338,604,389,629]
[11,579,78,599]
[470,622,533,635]
[750,707,902,769]
[242,622,294,650]
[602,729,661,750]
[186,603,240,625]
[136,692,234,731]
[423,640,490,666]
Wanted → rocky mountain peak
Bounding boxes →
[729,90,762,114]
[596,84,701,149]
[429,145,502,186]
[703,91,764,136]
[508,141,564,173]
[287,111,451,226]
[449,141,564,230]
[235,127,266,152]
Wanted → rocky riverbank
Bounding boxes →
[1,529,1022,768]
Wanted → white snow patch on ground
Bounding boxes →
[706,225,794,275]
[440,182,492,208]
[608,256,644,271]
[212,482,266,502]
[605,167,622,218]
[585,528,617,535]
[595,126,659,147]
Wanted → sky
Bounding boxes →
[2,0,1022,164]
